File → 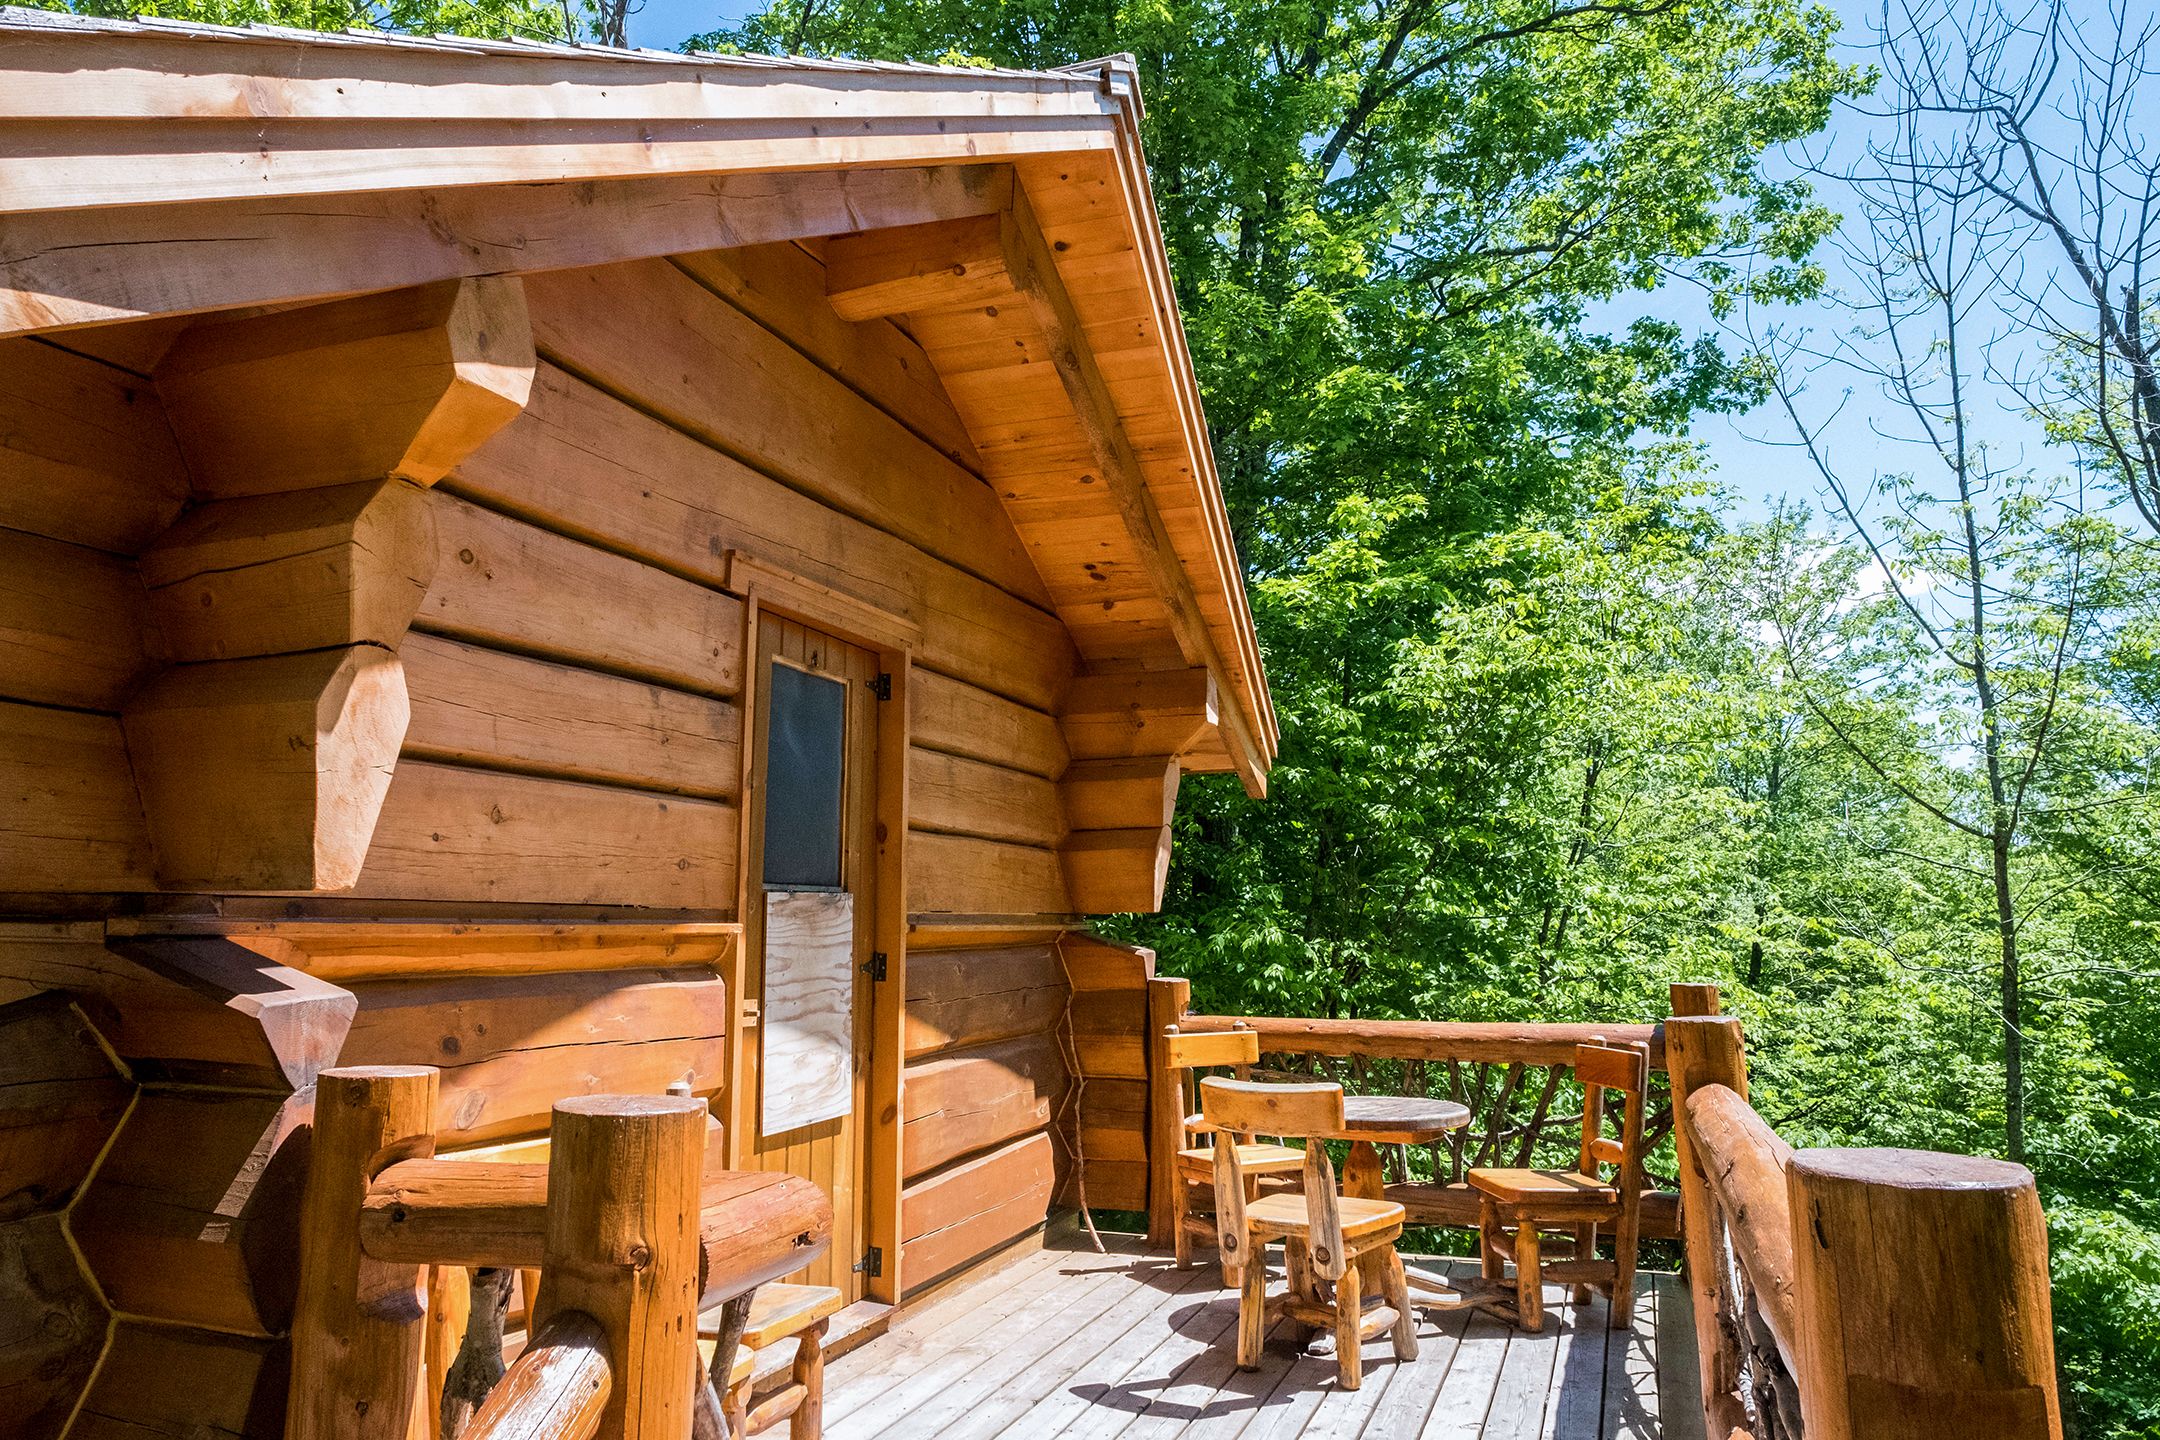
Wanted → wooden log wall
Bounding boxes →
[0,241,1079,920]
[896,942,1068,1292]
[1057,934,1155,1216]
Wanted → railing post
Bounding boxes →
[1787,1149,2062,1440]
[1670,981,1722,1017]
[1145,975,1190,1248]
[288,1065,440,1440]
[1665,1003,1751,1439]
[533,1094,706,1440]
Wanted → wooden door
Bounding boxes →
[742,616,880,1300]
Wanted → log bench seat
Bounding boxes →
[1384,1179,1681,1239]
[699,1282,844,1440]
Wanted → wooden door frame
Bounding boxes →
[725,554,916,1305]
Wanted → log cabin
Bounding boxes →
[0,11,1280,1435]
[0,14,2074,1440]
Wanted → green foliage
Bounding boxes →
[696,0,2155,1427]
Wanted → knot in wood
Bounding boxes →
[627,1243,652,1270]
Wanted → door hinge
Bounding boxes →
[868,672,892,701]
[863,951,889,982]
[854,1246,884,1278]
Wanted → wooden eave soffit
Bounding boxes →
[828,205,1265,917]
[823,198,1269,805]
[123,277,535,892]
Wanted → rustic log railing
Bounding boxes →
[1140,978,2067,1440]
[289,1066,832,1440]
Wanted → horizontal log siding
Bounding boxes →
[1057,934,1153,1213]
[460,250,1075,921]
[899,944,1072,1292]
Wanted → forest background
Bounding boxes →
[29,0,2160,1429]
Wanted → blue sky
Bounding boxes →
[626,0,2144,528]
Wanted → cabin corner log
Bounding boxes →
[1787,1148,2063,1440]
[530,1094,704,1440]
[288,1065,439,1440]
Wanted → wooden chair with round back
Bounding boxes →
[1164,1023,1306,1282]
[1200,1076,1418,1390]
[1466,1039,1650,1332]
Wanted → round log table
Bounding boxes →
[1323,1095,1471,1302]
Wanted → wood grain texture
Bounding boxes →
[908,749,1066,849]
[122,645,409,892]
[0,526,152,710]
[0,1211,106,1438]
[140,479,436,662]
[0,336,188,553]
[401,633,742,801]
[419,490,745,698]
[338,967,728,1146]
[531,1095,705,1440]
[0,164,1015,337]
[670,243,981,473]
[903,945,1065,1059]
[899,1130,1058,1292]
[287,1067,437,1440]
[71,1089,313,1336]
[906,831,1068,918]
[68,1323,288,1440]
[464,1310,610,1440]
[0,702,153,892]
[155,277,532,497]
[761,891,856,1137]
[450,365,1071,714]
[903,1032,1065,1180]
[355,761,738,910]
[1788,1148,2063,1440]
[522,261,1049,607]
[0,992,131,1221]
[910,669,1068,780]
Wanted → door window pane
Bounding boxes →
[763,662,846,889]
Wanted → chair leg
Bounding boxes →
[1478,1197,1503,1281]
[1381,1249,1418,1362]
[1175,1184,1194,1270]
[1515,1222,1543,1333]
[1572,1221,1597,1304]
[1610,1234,1639,1330]
[1236,1242,1269,1370]
[1333,1258,1363,1390]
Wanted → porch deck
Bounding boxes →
[821,1234,1704,1440]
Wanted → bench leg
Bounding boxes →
[789,1319,826,1440]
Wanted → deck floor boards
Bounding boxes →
[821,1238,1690,1440]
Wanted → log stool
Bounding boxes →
[698,1283,843,1440]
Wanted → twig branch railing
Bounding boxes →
[288,1066,832,1440]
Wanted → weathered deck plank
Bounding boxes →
[816,1235,1687,1440]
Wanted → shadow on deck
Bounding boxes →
[820,1234,1701,1440]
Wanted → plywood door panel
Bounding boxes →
[760,890,855,1135]
[742,615,880,1301]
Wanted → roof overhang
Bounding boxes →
[0,8,1277,789]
